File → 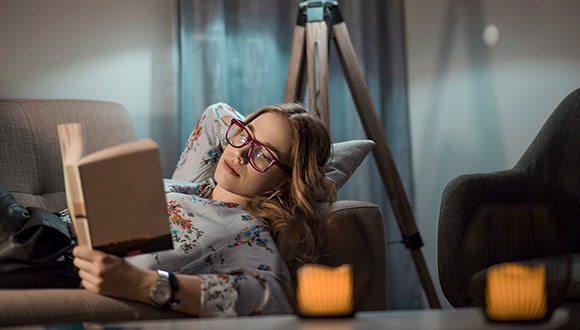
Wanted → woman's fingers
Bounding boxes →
[72,248,100,275]
[73,246,154,302]
[73,247,114,275]
[77,268,102,293]
[73,246,127,293]
[221,116,233,125]
[72,245,97,259]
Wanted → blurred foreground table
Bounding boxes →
[7,307,570,330]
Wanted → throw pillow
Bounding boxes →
[325,140,375,190]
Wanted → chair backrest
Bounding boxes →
[515,88,580,252]
[438,87,580,307]
[516,88,580,197]
[0,99,136,212]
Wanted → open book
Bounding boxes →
[57,123,173,257]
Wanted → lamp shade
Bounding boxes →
[296,263,354,317]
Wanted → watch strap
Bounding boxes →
[167,271,180,307]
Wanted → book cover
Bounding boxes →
[57,123,173,257]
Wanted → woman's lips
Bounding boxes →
[223,160,240,176]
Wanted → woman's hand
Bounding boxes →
[72,246,157,303]
[221,116,234,126]
[73,246,202,315]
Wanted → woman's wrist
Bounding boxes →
[131,269,159,305]
[170,274,202,316]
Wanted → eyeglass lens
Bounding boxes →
[227,122,275,171]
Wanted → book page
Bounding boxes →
[78,139,159,166]
[57,123,92,248]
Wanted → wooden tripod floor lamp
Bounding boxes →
[283,0,441,309]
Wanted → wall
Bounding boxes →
[405,0,580,307]
[0,0,179,176]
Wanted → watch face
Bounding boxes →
[151,279,172,305]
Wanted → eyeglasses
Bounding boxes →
[225,118,292,174]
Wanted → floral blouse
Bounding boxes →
[127,103,292,317]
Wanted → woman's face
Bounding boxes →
[214,111,292,202]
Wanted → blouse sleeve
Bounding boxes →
[197,226,293,317]
[171,102,245,183]
[197,271,292,317]
[198,247,292,317]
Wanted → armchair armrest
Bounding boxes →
[0,289,188,327]
[320,200,387,311]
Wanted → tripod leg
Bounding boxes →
[284,24,306,103]
[305,21,330,127]
[331,21,442,309]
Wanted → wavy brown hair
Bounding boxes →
[242,103,337,273]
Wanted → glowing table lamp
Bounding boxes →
[295,263,354,317]
[485,262,547,321]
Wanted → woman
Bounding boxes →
[72,102,337,317]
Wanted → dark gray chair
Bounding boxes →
[437,88,580,327]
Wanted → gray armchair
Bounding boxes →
[0,99,387,326]
[437,88,580,327]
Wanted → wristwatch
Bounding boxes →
[149,269,179,308]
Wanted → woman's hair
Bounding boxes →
[243,103,337,273]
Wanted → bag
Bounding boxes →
[0,188,80,288]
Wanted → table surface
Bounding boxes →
[7,307,570,330]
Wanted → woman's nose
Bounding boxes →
[232,144,251,164]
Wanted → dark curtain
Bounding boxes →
[178,0,421,309]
